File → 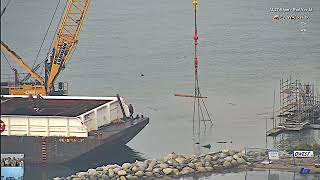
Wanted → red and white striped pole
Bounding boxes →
[41,139,47,164]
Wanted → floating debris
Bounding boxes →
[228,102,237,106]
[216,141,232,144]
[202,144,211,149]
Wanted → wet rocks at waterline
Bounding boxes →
[53,150,249,180]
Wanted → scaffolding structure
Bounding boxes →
[279,77,320,127]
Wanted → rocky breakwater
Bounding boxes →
[54,150,249,180]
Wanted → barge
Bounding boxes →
[0,95,149,164]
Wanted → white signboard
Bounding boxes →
[268,150,279,160]
[1,154,24,159]
[293,151,314,158]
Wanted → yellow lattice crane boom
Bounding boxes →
[1,0,91,96]
[1,41,44,84]
[47,0,90,92]
[1,41,47,95]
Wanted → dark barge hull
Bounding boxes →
[1,117,149,164]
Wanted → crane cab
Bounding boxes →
[0,72,68,96]
[9,85,46,96]
[1,0,90,96]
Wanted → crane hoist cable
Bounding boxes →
[46,0,68,63]
[22,58,45,81]
[191,0,213,145]
[1,0,13,17]
[1,51,14,70]
[41,0,70,79]
[30,0,62,71]
[23,0,66,82]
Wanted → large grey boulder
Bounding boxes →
[152,168,160,174]
[117,170,127,176]
[77,172,88,177]
[233,154,240,159]
[172,168,179,176]
[122,163,132,170]
[223,161,232,168]
[135,170,144,177]
[159,163,169,169]
[145,171,153,177]
[204,155,212,161]
[236,157,246,164]
[187,162,195,169]
[229,150,236,156]
[136,161,147,169]
[218,159,225,165]
[106,164,120,169]
[224,156,233,161]
[205,166,214,172]
[147,160,157,169]
[222,149,230,154]
[231,159,238,166]
[204,161,211,167]
[101,174,110,180]
[113,167,121,174]
[163,168,173,175]
[145,167,153,172]
[108,169,115,178]
[164,153,178,162]
[212,155,219,161]
[175,157,186,164]
[126,175,138,180]
[219,153,227,159]
[131,166,141,172]
[196,166,206,173]
[96,167,103,171]
[194,162,203,168]
[180,167,195,175]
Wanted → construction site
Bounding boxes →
[268,77,320,137]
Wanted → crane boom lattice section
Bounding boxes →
[47,0,90,92]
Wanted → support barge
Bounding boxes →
[0,95,149,164]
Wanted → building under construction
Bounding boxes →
[278,77,320,131]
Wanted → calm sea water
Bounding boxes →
[1,0,320,179]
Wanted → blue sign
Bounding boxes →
[299,167,311,174]
[1,167,24,180]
